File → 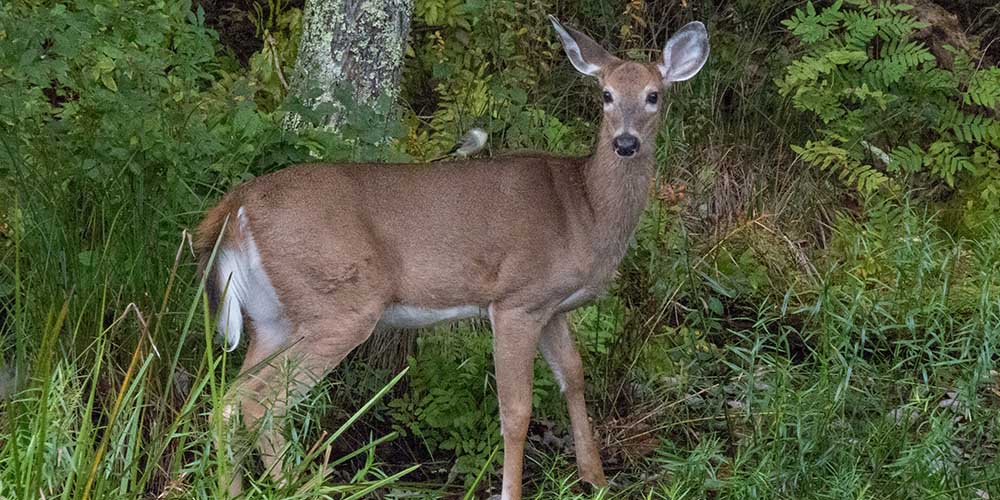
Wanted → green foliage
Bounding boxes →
[389,330,501,484]
[640,205,1000,499]
[403,0,590,158]
[245,0,303,110]
[5,0,1000,497]
[388,327,561,486]
[791,140,890,193]
[820,201,972,360]
[0,295,408,498]
[966,67,1000,109]
[0,0,406,494]
[0,0,402,301]
[778,0,1000,204]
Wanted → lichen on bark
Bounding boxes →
[284,0,412,131]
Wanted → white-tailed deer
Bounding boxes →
[195,16,708,499]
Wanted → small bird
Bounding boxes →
[430,127,488,162]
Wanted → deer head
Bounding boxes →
[549,16,709,159]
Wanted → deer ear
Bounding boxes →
[549,15,618,77]
[658,21,710,83]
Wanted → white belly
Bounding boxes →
[378,304,486,329]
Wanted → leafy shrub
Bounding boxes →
[0,0,404,311]
[403,0,591,157]
[388,326,562,486]
[0,0,411,495]
[389,329,501,484]
[778,0,1000,204]
[244,0,302,111]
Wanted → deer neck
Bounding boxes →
[581,122,656,269]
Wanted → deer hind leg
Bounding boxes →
[489,306,546,500]
[222,315,291,497]
[539,314,607,487]
[223,300,384,496]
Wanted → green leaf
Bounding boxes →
[100,72,117,92]
[708,297,724,316]
[78,251,96,267]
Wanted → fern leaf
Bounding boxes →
[964,68,1000,110]
[794,139,891,194]
[876,13,928,41]
[938,104,1000,147]
[779,0,996,200]
[889,144,926,173]
[842,10,878,49]
[928,140,977,186]
[784,0,845,44]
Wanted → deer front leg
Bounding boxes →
[539,314,606,487]
[489,306,545,500]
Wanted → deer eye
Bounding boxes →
[602,91,613,104]
[646,92,659,105]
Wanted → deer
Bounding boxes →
[195,15,709,499]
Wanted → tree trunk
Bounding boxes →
[284,0,412,130]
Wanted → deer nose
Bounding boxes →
[613,134,639,158]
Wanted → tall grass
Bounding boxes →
[0,222,416,498]
[565,207,1000,499]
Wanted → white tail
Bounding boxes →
[196,16,709,499]
[211,208,286,352]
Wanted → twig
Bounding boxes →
[267,33,290,91]
[118,303,159,359]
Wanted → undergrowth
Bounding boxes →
[779,0,1000,210]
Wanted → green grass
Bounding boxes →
[0,233,418,498]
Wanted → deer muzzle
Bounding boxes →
[612,134,639,158]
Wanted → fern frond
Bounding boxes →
[964,68,1000,110]
[884,40,936,69]
[842,83,889,109]
[864,196,906,235]
[876,12,927,41]
[777,49,866,95]
[906,66,955,94]
[843,0,875,13]
[862,59,906,87]
[889,143,925,173]
[794,140,892,194]
[938,105,1000,147]
[783,0,844,44]
[972,144,1000,173]
[928,140,977,186]
[842,10,878,49]
[793,86,845,123]
[780,0,996,201]
[862,40,934,87]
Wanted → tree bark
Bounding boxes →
[284,0,412,130]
